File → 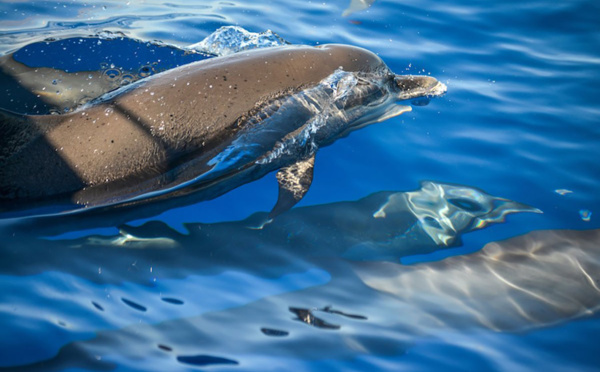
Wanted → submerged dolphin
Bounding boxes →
[0,181,538,281]
[3,228,598,371]
[0,181,540,370]
[0,44,445,219]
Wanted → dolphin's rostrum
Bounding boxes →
[0,44,445,219]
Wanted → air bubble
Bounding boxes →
[139,65,153,77]
[104,68,121,80]
[120,74,134,85]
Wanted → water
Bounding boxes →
[1,1,599,371]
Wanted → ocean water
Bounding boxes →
[1,1,599,371]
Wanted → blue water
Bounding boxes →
[1,1,600,371]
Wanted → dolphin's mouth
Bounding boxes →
[428,80,447,97]
[394,75,447,101]
[428,81,448,97]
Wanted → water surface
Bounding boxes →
[1,1,599,371]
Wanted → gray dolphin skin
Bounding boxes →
[3,227,598,371]
[0,44,446,219]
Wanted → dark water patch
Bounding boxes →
[177,354,239,367]
[289,307,341,330]
[322,305,368,320]
[161,297,184,305]
[12,34,208,72]
[121,298,147,312]
[260,327,289,337]
[91,301,104,311]
[158,344,173,352]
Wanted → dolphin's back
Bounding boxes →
[0,45,385,211]
[358,229,600,332]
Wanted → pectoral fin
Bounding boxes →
[268,155,315,219]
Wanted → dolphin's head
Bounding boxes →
[406,181,542,246]
[309,45,446,138]
[393,75,447,102]
[373,181,542,247]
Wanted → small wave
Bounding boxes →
[188,25,290,56]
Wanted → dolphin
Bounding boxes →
[2,227,598,371]
[0,44,446,220]
[0,181,539,281]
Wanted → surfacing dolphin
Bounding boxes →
[0,44,445,220]
[4,228,598,371]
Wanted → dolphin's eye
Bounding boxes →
[448,198,482,212]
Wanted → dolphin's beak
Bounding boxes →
[469,198,542,231]
[487,199,543,220]
[394,75,447,101]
